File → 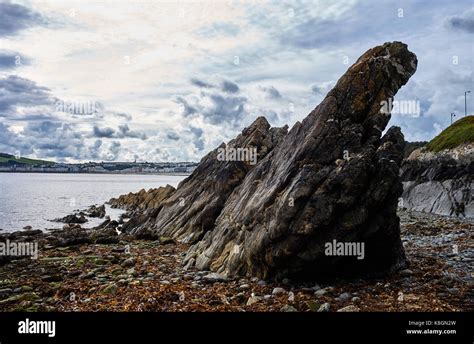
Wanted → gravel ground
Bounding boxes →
[0,209,472,312]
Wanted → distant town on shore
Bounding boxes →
[0,153,197,174]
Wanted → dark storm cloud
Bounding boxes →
[175,83,247,126]
[194,138,204,150]
[0,75,55,114]
[0,121,86,160]
[27,121,61,135]
[205,93,246,124]
[257,109,280,123]
[275,1,427,50]
[93,126,115,138]
[87,139,126,161]
[190,77,240,94]
[92,125,147,140]
[189,126,204,151]
[0,1,44,37]
[190,126,203,138]
[280,18,351,49]
[118,124,147,140]
[190,78,215,89]
[0,51,29,70]
[221,80,240,94]
[89,139,103,159]
[446,9,474,33]
[108,141,121,160]
[166,131,180,141]
[0,122,16,150]
[311,84,322,94]
[174,96,198,116]
[261,85,282,99]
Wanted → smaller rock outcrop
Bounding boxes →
[108,185,176,212]
[85,204,106,218]
[401,142,473,218]
[53,214,88,224]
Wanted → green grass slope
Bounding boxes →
[426,116,474,152]
[0,153,55,166]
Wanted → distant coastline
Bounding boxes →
[0,171,191,176]
[0,152,197,175]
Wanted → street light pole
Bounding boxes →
[451,112,456,124]
[465,91,471,117]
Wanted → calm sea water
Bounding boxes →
[0,173,186,232]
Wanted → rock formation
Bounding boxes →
[109,185,176,212]
[401,142,473,218]
[112,118,288,243]
[115,41,418,280]
[86,204,106,218]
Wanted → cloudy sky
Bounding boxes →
[0,0,472,162]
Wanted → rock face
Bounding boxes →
[401,143,473,218]
[116,41,417,280]
[184,41,417,279]
[116,117,288,243]
[109,185,176,212]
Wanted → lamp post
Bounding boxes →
[451,112,456,124]
[465,91,471,117]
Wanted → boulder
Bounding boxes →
[53,214,88,224]
[86,204,106,218]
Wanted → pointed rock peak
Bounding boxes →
[244,116,270,132]
[353,42,417,82]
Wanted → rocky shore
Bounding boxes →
[1,42,471,312]
[0,209,471,312]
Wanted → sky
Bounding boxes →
[0,0,473,163]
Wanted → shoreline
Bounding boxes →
[0,209,471,312]
[0,171,191,176]
[3,206,472,233]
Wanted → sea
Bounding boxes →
[0,173,186,232]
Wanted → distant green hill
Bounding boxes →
[426,116,474,152]
[0,153,55,166]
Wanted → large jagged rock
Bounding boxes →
[118,117,288,243]
[113,41,417,280]
[183,41,417,279]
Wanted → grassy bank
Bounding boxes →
[426,116,474,152]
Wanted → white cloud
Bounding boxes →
[0,0,472,161]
